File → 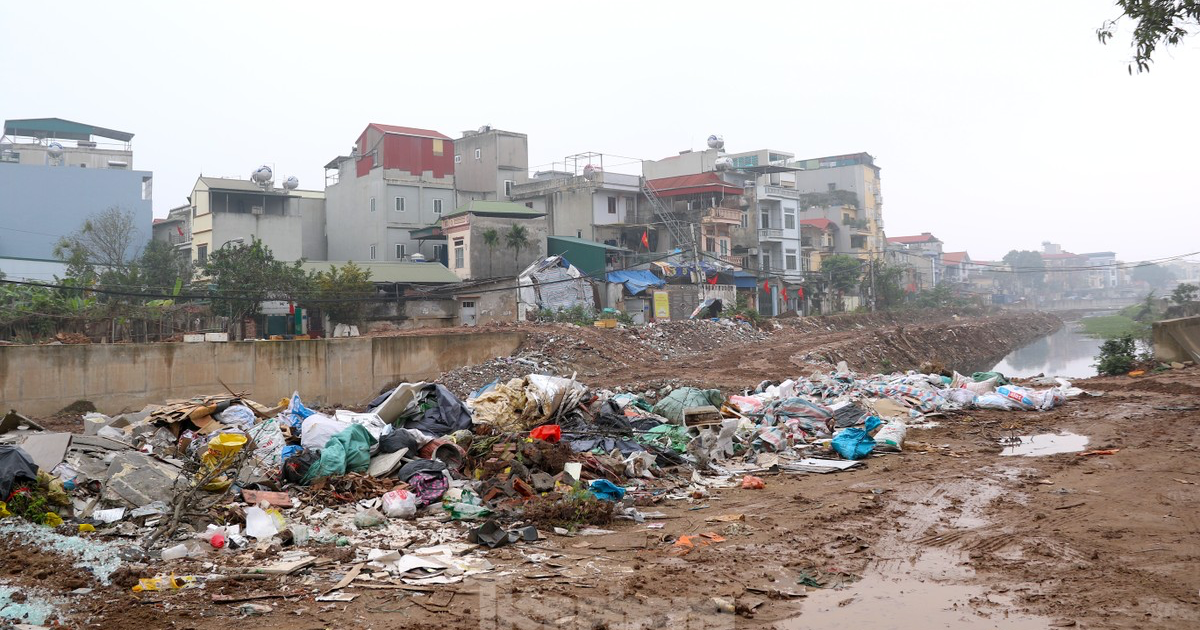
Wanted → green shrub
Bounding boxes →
[1094,334,1137,376]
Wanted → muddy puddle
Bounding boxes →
[999,431,1089,457]
[788,548,1050,629]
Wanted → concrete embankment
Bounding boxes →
[0,331,525,416]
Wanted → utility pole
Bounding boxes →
[869,257,877,312]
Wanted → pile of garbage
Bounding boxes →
[0,360,1083,623]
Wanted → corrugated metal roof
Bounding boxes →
[369,123,451,140]
[886,233,941,244]
[645,173,742,198]
[299,261,461,284]
[443,200,546,219]
[546,235,630,252]
[3,117,134,142]
[798,218,836,230]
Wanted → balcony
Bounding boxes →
[759,185,801,200]
[703,207,742,224]
[168,232,191,246]
[758,228,784,242]
[719,255,745,269]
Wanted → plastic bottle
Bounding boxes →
[199,525,228,549]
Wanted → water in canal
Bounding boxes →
[990,318,1104,379]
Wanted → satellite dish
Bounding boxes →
[283,176,299,191]
[714,156,733,171]
[583,164,597,180]
[251,165,274,187]
[410,253,427,262]
[707,135,725,150]
[47,142,64,159]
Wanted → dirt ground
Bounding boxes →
[3,316,1196,629]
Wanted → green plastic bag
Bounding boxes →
[302,424,375,483]
[651,387,724,424]
[971,371,1010,386]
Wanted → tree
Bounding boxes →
[138,240,191,296]
[505,224,531,267]
[1098,1,1200,73]
[481,228,500,278]
[864,259,906,310]
[1131,263,1175,288]
[820,255,862,293]
[311,262,374,327]
[202,237,308,338]
[1171,282,1198,304]
[54,206,143,273]
[1002,250,1046,291]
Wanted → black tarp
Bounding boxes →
[0,445,39,500]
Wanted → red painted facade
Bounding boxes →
[353,124,455,179]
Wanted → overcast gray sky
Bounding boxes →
[2,0,1196,263]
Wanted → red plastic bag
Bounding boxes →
[741,475,765,490]
[530,425,562,443]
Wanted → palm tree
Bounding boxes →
[481,228,500,278]
[505,224,531,270]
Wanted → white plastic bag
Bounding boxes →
[874,420,907,452]
[300,413,349,449]
[244,506,279,539]
[247,418,286,468]
[381,488,417,519]
[215,404,257,427]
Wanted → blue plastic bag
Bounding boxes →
[832,416,882,460]
[589,479,626,501]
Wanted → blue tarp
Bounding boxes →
[732,271,759,289]
[607,270,666,295]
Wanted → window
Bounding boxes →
[370,197,376,212]
[576,230,582,238]
[740,211,748,228]
[197,244,208,265]
[454,154,462,164]
[433,199,443,214]
[827,183,836,192]
[433,244,445,261]
[369,244,377,260]
[474,148,481,160]
[705,237,715,252]
[453,238,464,269]
[784,206,796,230]
[432,139,444,157]
[759,210,770,229]
[461,301,475,308]
[395,197,405,212]
[786,248,797,270]
[761,254,771,272]
[504,180,514,197]
[720,240,729,255]
[624,197,634,214]
[607,196,617,214]
[525,202,534,209]
[396,243,405,259]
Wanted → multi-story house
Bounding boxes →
[509,154,646,250]
[887,233,944,288]
[440,201,547,281]
[792,152,886,256]
[0,118,152,280]
[453,126,529,206]
[324,124,456,264]
[186,176,326,266]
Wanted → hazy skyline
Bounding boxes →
[2,0,1196,264]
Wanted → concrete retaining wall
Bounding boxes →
[0,331,525,416]
[1153,315,1200,363]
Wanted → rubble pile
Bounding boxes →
[0,356,1086,626]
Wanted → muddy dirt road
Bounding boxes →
[2,314,1195,630]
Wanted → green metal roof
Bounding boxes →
[442,200,546,220]
[3,118,134,142]
[547,235,632,252]
[299,261,461,284]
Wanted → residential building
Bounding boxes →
[886,233,944,289]
[941,251,972,284]
[1080,252,1119,293]
[509,155,646,250]
[324,124,456,264]
[791,152,886,256]
[151,203,194,250]
[1040,242,1087,296]
[0,118,152,279]
[187,176,326,266]
[440,200,547,281]
[453,126,528,205]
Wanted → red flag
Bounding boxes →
[707,273,718,285]
[640,230,649,249]
[762,280,769,293]
[177,225,184,237]
[797,286,805,300]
